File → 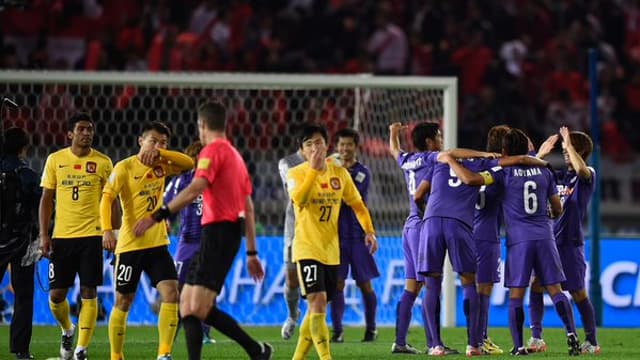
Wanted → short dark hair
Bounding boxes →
[569,131,593,160]
[335,127,359,145]
[297,123,328,149]
[3,127,29,155]
[411,122,439,151]
[141,121,172,138]
[486,125,510,153]
[184,140,203,158]
[502,128,529,156]
[67,113,92,132]
[198,101,226,131]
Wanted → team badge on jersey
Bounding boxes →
[355,171,366,183]
[330,177,341,190]
[86,161,97,173]
[153,166,165,178]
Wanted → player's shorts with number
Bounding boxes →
[113,245,177,293]
[296,259,339,300]
[49,236,103,289]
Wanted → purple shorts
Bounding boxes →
[475,240,501,284]
[505,240,565,288]
[338,238,380,283]
[402,223,423,282]
[418,217,476,275]
[558,244,587,292]
[174,242,200,284]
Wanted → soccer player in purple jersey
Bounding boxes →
[443,128,581,356]
[473,125,510,356]
[329,128,381,343]
[418,133,545,356]
[527,126,600,355]
[388,121,440,355]
[163,140,216,345]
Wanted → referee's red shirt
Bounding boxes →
[194,138,252,225]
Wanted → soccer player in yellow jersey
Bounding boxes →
[99,122,194,360]
[39,113,115,360]
[287,123,378,360]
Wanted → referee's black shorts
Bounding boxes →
[186,220,242,293]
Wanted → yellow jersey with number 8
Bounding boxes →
[41,148,113,238]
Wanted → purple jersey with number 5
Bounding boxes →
[424,154,498,227]
[494,166,557,245]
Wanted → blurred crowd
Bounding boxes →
[1,0,640,160]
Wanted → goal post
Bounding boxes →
[0,70,458,327]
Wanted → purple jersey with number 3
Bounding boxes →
[164,170,203,245]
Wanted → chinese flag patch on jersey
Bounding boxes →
[73,164,82,170]
[321,183,328,189]
[86,161,97,173]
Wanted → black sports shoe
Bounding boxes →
[443,345,460,355]
[74,349,88,360]
[60,327,75,360]
[331,331,344,343]
[567,333,581,356]
[362,329,378,342]
[510,347,529,356]
[252,342,273,360]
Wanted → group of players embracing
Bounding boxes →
[389,122,600,356]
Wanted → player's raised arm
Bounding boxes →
[560,126,592,180]
[438,152,491,186]
[444,148,498,159]
[388,122,406,160]
[536,134,559,159]
[498,155,548,168]
[157,148,195,173]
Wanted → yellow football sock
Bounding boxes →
[109,307,129,359]
[310,313,331,360]
[49,298,73,332]
[157,302,178,356]
[77,298,98,348]
[292,314,313,360]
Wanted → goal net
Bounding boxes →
[0,71,458,326]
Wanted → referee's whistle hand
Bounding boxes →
[247,257,265,282]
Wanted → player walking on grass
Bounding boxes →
[39,113,114,360]
[163,140,216,345]
[527,126,600,355]
[329,128,380,344]
[100,122,194,360]
[278,148,304,340]
[287,123,377,360]
[134,102,272,360]
[443,128,581,356]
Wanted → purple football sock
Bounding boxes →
[552,293,577,335]
[395,290,417,346]
[462,283,480,347]
[330,291,345,333]
[508,297,525,349]
[423,277,442,348]
[479,294,490,340]
[576,297,597,345]
[528,290,544,339]
[363,291,377,332]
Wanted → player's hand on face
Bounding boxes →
[102,230,117,252]
[140,149,159,166]
[365,233,378,254]
[133,216,156,237]
[247,256,265,282]
[309,144,326,170]
[538,134,559,158]
[40,234,52,259]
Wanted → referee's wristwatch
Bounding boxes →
[246,250,258,257]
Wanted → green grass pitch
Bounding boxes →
[0,326,636,359]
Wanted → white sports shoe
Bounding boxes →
[60,325,75,360]
[427,345,446,356]
[526,337,547,353]
[581,340,601,355]
[280,311,300,340]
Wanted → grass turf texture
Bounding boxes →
[0,326,635,359]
